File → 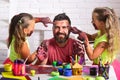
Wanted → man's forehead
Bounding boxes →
[54,20,69,25]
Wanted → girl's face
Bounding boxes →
[92,13,105,30]
[24,19,35,36]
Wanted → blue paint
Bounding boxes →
[63,69,72,76]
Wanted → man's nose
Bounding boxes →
[59,27,64,32]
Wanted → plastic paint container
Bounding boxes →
[63,63,71,69]
[51,71,59,76]
[4,64,12,72]
[13,59,26,76]
[63,69,72,76]
[58,68,63,75]
[30,70,36,76]
[95,76,105,80]
[57,61,62,66]
[52,61,57,67]
[90,67,97,76]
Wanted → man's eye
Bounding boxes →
[63,26,67,29]
[54,26,59,29]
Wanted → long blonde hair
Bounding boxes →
[8,13,33,54]
[93,7,120,55]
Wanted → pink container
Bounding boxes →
[13,59,26,76]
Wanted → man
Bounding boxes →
[37,13,85,65]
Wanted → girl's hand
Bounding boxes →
[70,26,88,42]
[40,17,53,27]
[35,17,53,27]
[70,26,82,34]
[36,46,48,61]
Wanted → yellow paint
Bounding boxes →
[2,72,27,80]
[4,64,12,72]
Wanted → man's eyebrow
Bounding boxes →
[62,26,69,27]
[53,26,69,28]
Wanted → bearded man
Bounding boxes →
[37,13,85,65]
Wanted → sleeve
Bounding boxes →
[36,40,48,63]
[73,40,85,65]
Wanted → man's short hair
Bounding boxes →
[53,13,71,25]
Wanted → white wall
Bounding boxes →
[0,0,120,62]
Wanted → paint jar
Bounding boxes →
[63,63,71,69]
[51,71,59,76]
[98,64,109,79]
[57,61,62,66]
[52,61,57,67]
[90,67,97,76]
[4,64,12,72]
[63,69,72,76]
[30,70,36,76]
[58,68,63,75]
[13,59,26,76]
[95,76,105,80]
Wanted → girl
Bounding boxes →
[84,7,120,65]
[4,13,52,64]
[71,7,120,65]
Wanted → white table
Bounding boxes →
[29,65,117,80]
[0,65,117,80]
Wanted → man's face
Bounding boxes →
[53,20,70,43]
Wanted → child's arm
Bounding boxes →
[36,40,48,65]
[34,17,52,27]
[20,42,37,64]
[70,26,97,41]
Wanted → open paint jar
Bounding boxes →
[13,59,26,76]
[4,64,12,72]
[90,67,97,76]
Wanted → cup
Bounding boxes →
[13,59,26,76]
[4,64,12,71]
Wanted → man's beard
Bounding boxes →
[54,32,70,43]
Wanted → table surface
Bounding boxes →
[0,64,117,80]
[28,65,117,80]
